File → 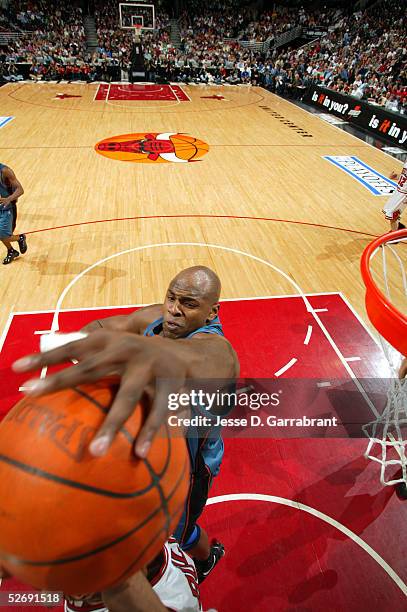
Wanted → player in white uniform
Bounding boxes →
[382,160,407,231]
[152,538,201,612]
[64,538,202,612]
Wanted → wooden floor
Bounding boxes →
[0,81,403,339]
[0,82,406,610]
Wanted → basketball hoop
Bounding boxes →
[360,229,407,493]
[361,229,407,356]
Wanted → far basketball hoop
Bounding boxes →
[360,229,407,494]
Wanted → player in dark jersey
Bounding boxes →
[14,266,239,583]
[0,163,27,265]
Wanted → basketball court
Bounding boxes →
[0,80,406,610]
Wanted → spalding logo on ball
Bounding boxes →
[95,132,209,164]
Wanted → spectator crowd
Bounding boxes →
[0,0,90,80]
[0,0,405,114]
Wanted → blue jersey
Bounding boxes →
[0,164,11,199]
[144,315,228,476]
[143,316,223,339]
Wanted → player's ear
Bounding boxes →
[207,303,219,322]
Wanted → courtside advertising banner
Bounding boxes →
[304,85,407,148]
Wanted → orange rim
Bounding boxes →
[360,229,407,354]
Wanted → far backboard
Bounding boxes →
[119,3,156,30]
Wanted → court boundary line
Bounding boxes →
[94,83,107,102]
[0,144,372,151]
[0,307,14,353]
[170,84,191,102]
[207,493,407,597]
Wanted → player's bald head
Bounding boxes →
[163,267,221,337]
[169,266,221,304]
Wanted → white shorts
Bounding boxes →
[64,540,202,612]
[382,190,407,221]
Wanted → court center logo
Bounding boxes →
[95,132,209,164]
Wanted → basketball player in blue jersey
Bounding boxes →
[14,266,239,583]
[0,163,27,265]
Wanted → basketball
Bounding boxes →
[0,380,189,594]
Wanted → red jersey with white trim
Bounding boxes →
[64,539,202,612]
[396,160,407,194]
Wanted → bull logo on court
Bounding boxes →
[95,132,209,164]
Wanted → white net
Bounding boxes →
[362,232,407,487]
[363,376,407,486]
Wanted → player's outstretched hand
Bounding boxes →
[399,357,407,379]
[12,331,187,459]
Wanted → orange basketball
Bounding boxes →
[0,380,189,594]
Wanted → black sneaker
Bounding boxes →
[398,222,406,230]
[18,234,27,254]
[194,540,225,583]
[3,249,19,265]
[396,481,407,500]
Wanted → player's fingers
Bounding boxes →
[90,370,150,457]
[17,348,124,396]
[135,378,183,459]
[12,335,102,373]
[18,367,115,397]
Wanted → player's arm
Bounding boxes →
[102,571,166,612]
[13,330,239,458]
[399,357,407,379]
[0,167,24,205]
[81,304,163,334]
